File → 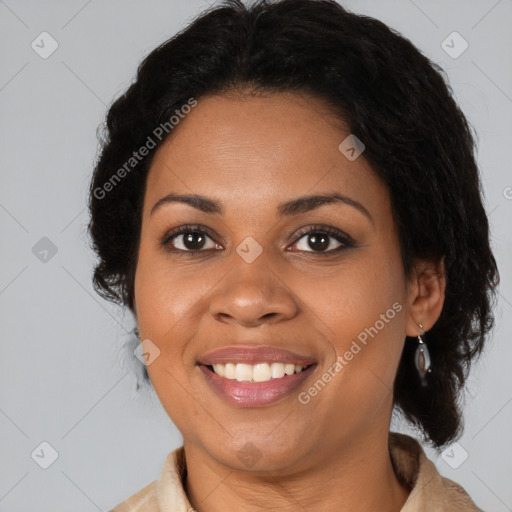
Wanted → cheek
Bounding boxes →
[134,252,189,384]
[135,262,205,433]
[302,252,404,340]
[134,242,205,338]
[305,265,406,435]
[313,248,407,387]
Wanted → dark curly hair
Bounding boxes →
[87,0,499,450]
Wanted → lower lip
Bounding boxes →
[199,364,316,407]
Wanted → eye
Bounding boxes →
[289,225,354,254]
[161,224,221,253]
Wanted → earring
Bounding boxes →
[414,323,432,387]
[134,326,141,340]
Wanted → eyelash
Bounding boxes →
[160,223,355,256]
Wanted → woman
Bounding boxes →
[87,0,499,510]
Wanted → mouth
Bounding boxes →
[197,345,318,407]
[198,363,317,407]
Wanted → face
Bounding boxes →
[134,91,416,473]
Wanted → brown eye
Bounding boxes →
[305,233,334,251]
[179,231,208,250]
[162,225,221,252]
[289,225,354,254]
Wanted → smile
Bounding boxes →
[198,362,317,407]
[197,345,318,406]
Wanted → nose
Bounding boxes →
[208,256,299,327]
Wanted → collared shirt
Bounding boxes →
[109,432,482,511]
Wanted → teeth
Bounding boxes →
[271,362,285,379]
[284,363,295,376]
[224,363,236,379]
[210,362,308,382]
[235,363,253,382]
[253,363,271,382]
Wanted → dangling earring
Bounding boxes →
[414,323,432,387]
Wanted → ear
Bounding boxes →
[405,257,446,336]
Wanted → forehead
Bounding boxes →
[143,91,386,220]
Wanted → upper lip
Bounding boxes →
[198,345,317,366]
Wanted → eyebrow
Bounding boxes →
[150,192,373,223]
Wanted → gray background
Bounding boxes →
[0,0,511,510]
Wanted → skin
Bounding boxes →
[133,90,446,512]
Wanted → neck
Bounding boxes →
[183,428,410,512]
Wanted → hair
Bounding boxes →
[87,0,499,450]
